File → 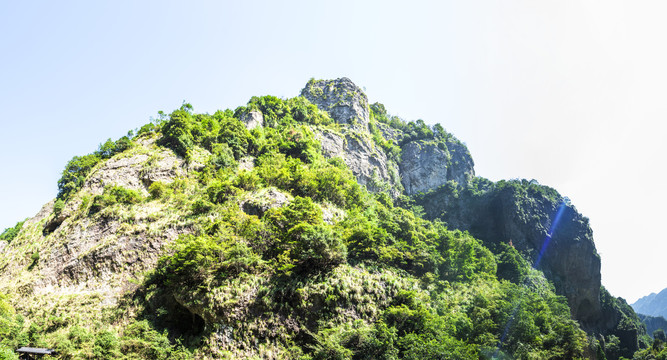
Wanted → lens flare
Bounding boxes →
[492,201,568,358]
[535,202,567,269]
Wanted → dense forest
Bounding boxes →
[0,78,658,359]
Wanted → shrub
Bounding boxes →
[158,234,224,287]
[148,181,169,200]
[120,320,172,359]
[234,170,260,191]
[210,143,236,169]
[287,223,347,269]
[89,186,144,214]
[97,136,132,159]
[53,199,65,217]
[0,220,24,244]
[68,325,93,346]
[278,128,320,164]
[93,330,120,359]
[57,154,101,200]
[265,196,323,232]
[159,105,195,157]
[215,112,251,159]
[496,243,529,283]
[206,180,239,204]
[0,346,17,360]
[191,199,213,215]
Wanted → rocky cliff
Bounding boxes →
[414,181,603,325]
[412,178,648,356]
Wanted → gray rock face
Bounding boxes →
[375,122,405,143]
[45,141,184,234]
[344,133,390,189]
[84,148,183,196]
[240,110,264,130]
[45,216,186,288]
[315,130,393,193]
[446,139,475,185]
[316,130,346,159]
[399,140,475,195]
[240,188,290,217]
[400,142,450,195]
[301,78,370,131]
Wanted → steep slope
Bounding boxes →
[0,78,647,359]
[412,178,648,357]
[633,288,667,318]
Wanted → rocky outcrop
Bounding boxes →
[240,187,290,217]
[314,129,394,193]
[2,145,194,303]
[375,122,405,143]
[302,78,476,197]
[316,130,346,159]
[43,141,184,234]
[446,138,475,185]
[84,148,183,196]
[44,212,187,289]
[400,141,450,195]
[399,140,475,195]
[301,78,370,131]
[240,110,264,130]
[343,133,391,190]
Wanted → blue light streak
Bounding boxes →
[492,200,569,358]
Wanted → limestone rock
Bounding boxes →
[301,78,370,131]
[316,130,345,159]
[240,110,264,130]
[84,149,183,196]
[240,188,290,217]
[315,130,394,193]
[400,141,449,195]
[238,156,255,171]
[375,122,405,143]
[399,140,475,195]
[24,200,55,228]
[446,139,475,186]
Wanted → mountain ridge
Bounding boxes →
[633,288,667,318]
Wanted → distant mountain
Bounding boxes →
[633,288,667,318]
[637,314,667,338]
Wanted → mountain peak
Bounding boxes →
[300,78,370,130]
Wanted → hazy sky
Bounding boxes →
[1,1,665,303]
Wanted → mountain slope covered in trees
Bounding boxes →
[0,78,653,359]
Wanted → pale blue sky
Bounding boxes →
[1,1,665,303]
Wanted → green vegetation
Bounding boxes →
[121,104,590,358]
[89,185,144,214]
[0,221,24,244]
[57,135,134,200]
[0,88,647,359]
[369,101,470,167]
